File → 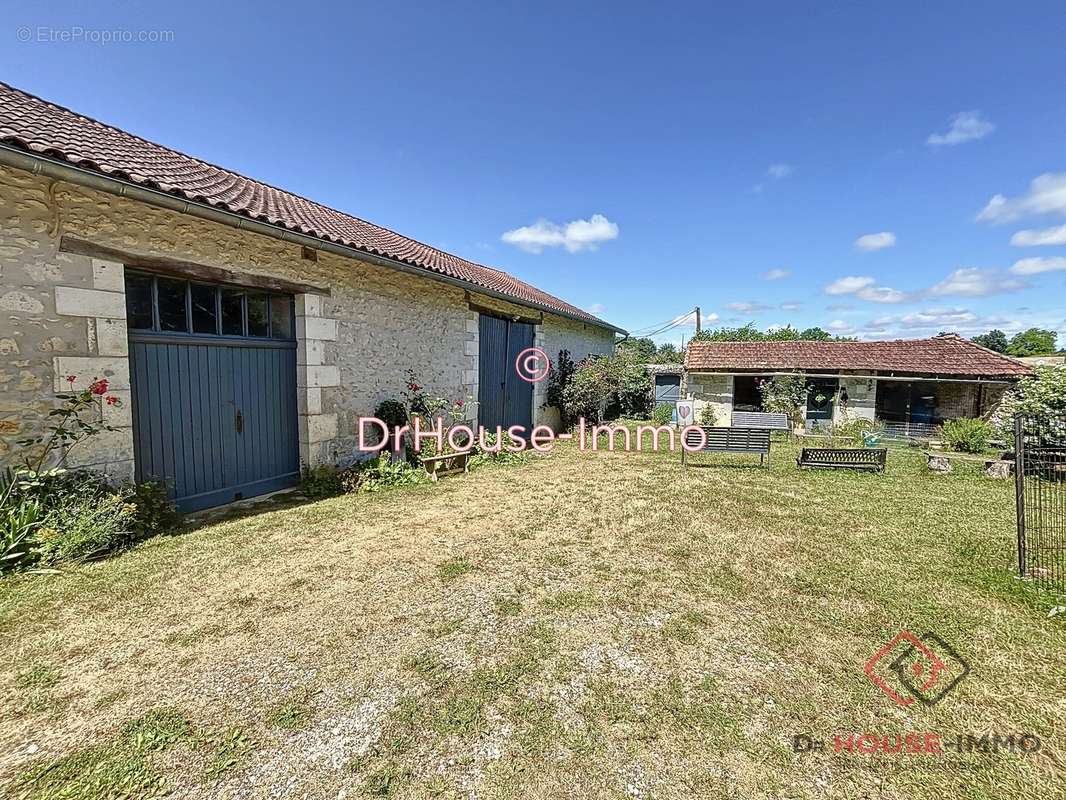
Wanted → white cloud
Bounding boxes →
[825,276,875,295]
[726,302,772,314]
[873,308,978,329]
[977,173,1066,224]
[864,307,1025,339]
[855,231,897,251]
[1010,223,1066,247]
[767,163,793,179]
[763,268,791,281]
[824,274,907,303]
[587,302,607,314]
[928,267,1026,297]
[501,213,619,254]
[926,110,995,146]
[857,286,908,303]
[1009,256,1066,275]
[780,302,802,311]
[827,319,856,334]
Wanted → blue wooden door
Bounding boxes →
[129,337,299,511]
[477,314,534,432]
[125,272,300,512]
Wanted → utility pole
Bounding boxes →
[695,306,701,335]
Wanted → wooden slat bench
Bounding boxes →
[682,426,771,466]
[797,447,886,472]
[731,411,791,432]
[421,450,471,481]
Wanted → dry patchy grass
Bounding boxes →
[0,437,1063,799]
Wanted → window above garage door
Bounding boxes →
[124,272,295,340]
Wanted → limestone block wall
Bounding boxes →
[684,373,733,426]
[536,315,616,429]
[0,165,616,478]
[833,374,877,425]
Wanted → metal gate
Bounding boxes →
[477,314,534,432]
[125,271,300,512]
[1014,415,1066,592]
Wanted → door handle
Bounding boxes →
[235,409,244,434]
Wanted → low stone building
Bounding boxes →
[0,83,622,509]
[683,334,1033,431]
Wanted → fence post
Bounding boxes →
[1013,415,1026,578]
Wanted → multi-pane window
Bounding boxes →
[124,272,295,340]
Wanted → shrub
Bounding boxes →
[300,464,343,498]
[698,404,718,426]
[561,361,612,425]
[615,364,652,418]
[1,478,41,571]
[1,469,178,571]
[832,417,884,444]
[652,403,674,426]
[469,432,528,467]
[992,366,1066,447]
[940,417,995,454]
[33,494,138,565]
[341,455,428,493]
[545,350,576,427]
[758,374,808,428]
[560,354,652,426]
[374,399,408,449]
[121,482,180,540]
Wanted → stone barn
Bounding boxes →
[0,82,622,510]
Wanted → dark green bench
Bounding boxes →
[797,447,886,472]
[681,426,771,467]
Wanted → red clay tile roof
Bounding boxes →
[0,82,620,331]
[684,334,1034,378]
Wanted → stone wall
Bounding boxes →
[684,373,733,426]
[833,374,877,425]
[0,165,615,476]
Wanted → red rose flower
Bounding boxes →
[90,378,109,395]
[105,395,120,406]
[456,399,464,407]
[65,375,77,384]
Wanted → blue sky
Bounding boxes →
[5,2,1066,346]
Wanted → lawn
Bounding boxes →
[1,435,1063,800]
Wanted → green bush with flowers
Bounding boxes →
[2,376,178,573]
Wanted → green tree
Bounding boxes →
[991,367,1066,446]
[691,323,855,343]
[616,336,657,362]
[1007,328,1058,357]
[971,329,1009,353]
[654,343,683,363]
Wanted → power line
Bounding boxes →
[634,310,696,339]
[626,308,697,337]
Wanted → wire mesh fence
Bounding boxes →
[1014,415,1066,593]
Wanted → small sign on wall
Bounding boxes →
[676,400,694,426]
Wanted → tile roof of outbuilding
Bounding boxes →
[684,334,1033,378]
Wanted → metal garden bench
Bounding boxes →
[731,411,791,432]
[797,447,887,472]
[681,426,771,466]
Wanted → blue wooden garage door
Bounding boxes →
[125,272,299,512]
[477,314,534,432]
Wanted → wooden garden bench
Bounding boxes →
[797,447,886,472]
[421,450,471,481]
[681,426,771,466]
[731,411,791,432]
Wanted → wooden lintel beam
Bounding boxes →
[59,235,331,297]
